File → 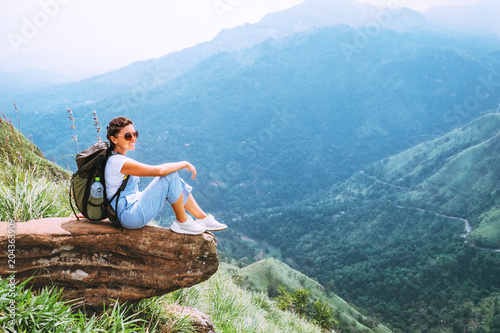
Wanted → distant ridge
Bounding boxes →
[26,0,429,102]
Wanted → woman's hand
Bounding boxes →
[185,162,197,179]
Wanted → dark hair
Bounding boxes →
[107,117,133,150]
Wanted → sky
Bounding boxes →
[0,0,492,80]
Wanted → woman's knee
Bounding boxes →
[162,171,180,182]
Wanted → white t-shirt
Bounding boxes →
[105,154,130,200]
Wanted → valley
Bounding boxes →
[231,113,500,331]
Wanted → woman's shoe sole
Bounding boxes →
[170,224,205,235]
[204,226,228,231]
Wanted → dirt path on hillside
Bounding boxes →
[359,171,500,252]
[395,205,500,252]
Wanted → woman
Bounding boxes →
[104,116,226,235]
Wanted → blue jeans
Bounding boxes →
[116,172,192,229]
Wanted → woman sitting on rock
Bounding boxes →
[105,116,226,235]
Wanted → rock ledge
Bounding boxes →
[0,217,219,308]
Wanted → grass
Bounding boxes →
[0,116,72,222]
[0,159,72,222]
[166,270,327,333]
[0,270,335,333]
[0,277,196,333]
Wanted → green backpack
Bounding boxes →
[69,142,129,228]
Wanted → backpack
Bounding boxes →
[69,141,129,229]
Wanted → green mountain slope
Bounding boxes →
[0,117,71,222]
[0,116,70,180]
[234,114,500,332]
[227,258,392,333]
[363,113,500,248]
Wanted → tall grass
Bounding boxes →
[0,160,71,222]
[0,114,71,222]
[0,271,332,333]
[67,108,79,154]
[0,277,197,333]
[167,271,330,333]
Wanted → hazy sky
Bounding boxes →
[0,0,492,78]
[359,0,489,11]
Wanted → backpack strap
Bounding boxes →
[108,174,129,203]
[107,174,129,230]
[69,174,80,220]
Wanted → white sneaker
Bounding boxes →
[196,214,227,231]
[170,216,206,235]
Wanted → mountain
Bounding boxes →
[0,69,74,102]
[6,25,500,220]
[0,0,430,104]
[233,113,500,331]
[0,116,69,180]
[260,0,429,33]
[4,0,488,110]
[259,0,376,30]
[2,0,429,106]
[360,112,500,250]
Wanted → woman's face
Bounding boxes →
[112,124,137,154]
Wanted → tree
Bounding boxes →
[312,299,339,331]
[293,288,311,316]
[276,286,295,313]
[275,286,310,316]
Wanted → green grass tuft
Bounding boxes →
[0,277,199,332]
[0,116,72,222]
[0,160,71,222]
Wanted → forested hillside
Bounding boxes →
[234,114,500,332]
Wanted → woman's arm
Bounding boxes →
[120,159,197,179]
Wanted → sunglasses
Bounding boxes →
[114,131,139,141]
